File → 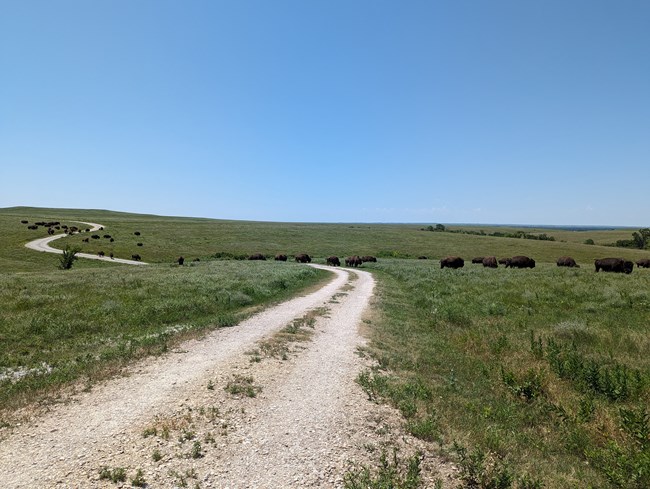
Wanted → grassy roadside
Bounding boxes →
[360,260,650,488]
[0,261,330,415]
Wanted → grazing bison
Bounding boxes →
[97,251,105,257]
[131,254,141,261]
[506,256,535,269]
[295,254,311,263]
[440,256,464,269]
[440,256,465,269]
[361,256,377,263]
[636,259,650,268]
[109,253,114,259]
[326,256,341,266]
[594,258,633,274]
[498,257,509,265]
[137,242,143,247]
[248,253,266,261]
[27,225,38,230]
[482,256,498,268]
[177,256,185,265]
[20,220,28,224]
[471,257,484,264]
[345,256,363,267]
[274,254,288,261]
[82,238,89,243]
[557,256,579,268]
[103,234,111,239]
[134,231,141,236]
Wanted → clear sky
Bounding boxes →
[1,0,648,225]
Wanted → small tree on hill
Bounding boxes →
[59,246,79,270]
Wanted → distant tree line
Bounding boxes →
[611,228,650,249]
[422,224,556,241]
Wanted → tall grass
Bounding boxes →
[361,260,650,488]
[0,261,329,412]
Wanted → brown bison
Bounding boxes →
[636,259,650,268]
[361,256,377,263]
[274,254,288,261]
[506,256,535,269]
[97,251,105,257]
[498,257,509,265]
[557,256,579,268]
[595,258,633,274]
[295,254,311,263]
[326,256,341,266]
[131,254,141,261]
[345,256,362,267]
[482,256,498,268]
[471,257,484,264]
[248,253,266,261]
[177,256,185,265]
[440,256,464,269]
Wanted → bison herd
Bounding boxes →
[441,254,646,274]
[241,253,377,267]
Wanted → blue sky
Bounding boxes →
[1,0,648,225]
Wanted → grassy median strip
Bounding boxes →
[361,260,650,488]
[0,261,330,413]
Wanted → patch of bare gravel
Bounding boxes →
[0,265,458,488]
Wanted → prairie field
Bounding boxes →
[1,206,650,487]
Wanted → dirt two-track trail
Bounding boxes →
[0,260,455,488]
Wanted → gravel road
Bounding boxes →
[24,221,147,265]
[0,264,456,488]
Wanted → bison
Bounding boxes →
[557,256,579,268]
[134,231,141,236]
[440,256,464,269]
[482,256,498,268]
[177,256,185,265]
[345,256,363,267]
[326,256,341,266]
[131,254,141,261]
[361,256,377,263]
[595,258,633,274]
[248,253,266,261]
[295,254,311,263]
[498,257,509,265]
[274,254,288,261]
[636,259,650,268]
[471,257,484,264]
[506,256,535,269]
[97,251,105,257]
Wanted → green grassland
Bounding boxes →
[361,261,650,488]
[2,206,650,487]
[2,207,648,272]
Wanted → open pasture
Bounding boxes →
[361,260,650,488]
[2,206,650,487]
[2,207,648,272]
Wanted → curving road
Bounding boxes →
[0,266,384,488]
[24,221,147,265]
